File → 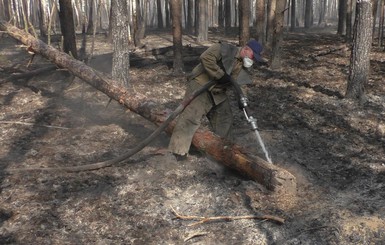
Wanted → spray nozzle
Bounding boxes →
[239,96,248,108]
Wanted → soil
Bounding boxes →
[1,27,385,245]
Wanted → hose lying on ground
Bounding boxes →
[6,80,217,173]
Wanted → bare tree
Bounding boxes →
[346,0,373,102]
[304,0,313,28]
[379,0,385,46]
[337,0,347,35]
[239,0,250,46]
[346,0,353,41]
[225,0,231,33]
[266,0,277,46]
[290,0,296,31]
[218,0,224,28]
[38,0,48,39]
[86,0,95,34]
[270,0,287,69]
[133,0,146,47]
[165,0,171,28]
[256,0,266,43]
[169,0,184,74]
[196,0,208,42]
[186,0,194,33]
[3,0,11,21]
[111,0,130,88]
[58,0,78,59]
[157,0,164,28]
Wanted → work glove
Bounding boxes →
[216,73,232,85]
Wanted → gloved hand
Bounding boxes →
[216,73,232,85]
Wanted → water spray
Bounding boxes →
[234,83,273,164]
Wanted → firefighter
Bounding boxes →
[169,39,264,160]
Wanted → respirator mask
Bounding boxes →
[243,57,254,68]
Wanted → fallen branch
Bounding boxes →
[309,44,349,58]
[0,120,69,129]
[171,206,285,226]
[184,232,209,242]
[1,65,57,83]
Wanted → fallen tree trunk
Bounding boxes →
[0,21,296,194]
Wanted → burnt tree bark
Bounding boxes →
[157,0,164,28]
[270,0,287,69]
[196,0,208,42]
[225,0,231,33]
[86,0,95,34]
[186,0,194,34]
[38,0,47,39]
[304,0,313,28]
[255,0,266,43]
[239,0,250,46]
[0,21,296,195]
[111,0,130,88]
[58,0,78,59]
[346,0,373,103]
[169,0,184,74]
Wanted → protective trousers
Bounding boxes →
[168,80,233,155]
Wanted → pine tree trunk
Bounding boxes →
[196,0,208,42]
[304,0,313,28]
[186,0,194,33]
[38,0,48,39]
[111,0,130,88]
[270,0,286,69]
[170,0,184,74]
[266,0,277,47]
[225,0,231,33]
[239,0,250,46]
[165,0,171,28]
[3,0,11,21]
[218,0,224,28]
[86,0,95,34]
[346,0,373,102]
[157,0,164,28]
[255,0,266,43]
[379,0,385,46]
[346,0,353,41]
[58,0,78,59]
[337,0,347,35]
[291,0,296,31]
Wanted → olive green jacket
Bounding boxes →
[188,42,252,87]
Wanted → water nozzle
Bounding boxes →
[248,116,258,131]
[240,96,248,108]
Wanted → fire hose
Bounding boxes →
[7,80,217,172]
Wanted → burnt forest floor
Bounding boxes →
[0,26,385,244]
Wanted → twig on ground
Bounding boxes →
[0,120,69,129]
[170,206,285,226]
[184,232,209,242]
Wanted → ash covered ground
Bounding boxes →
[0,27,385,244]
